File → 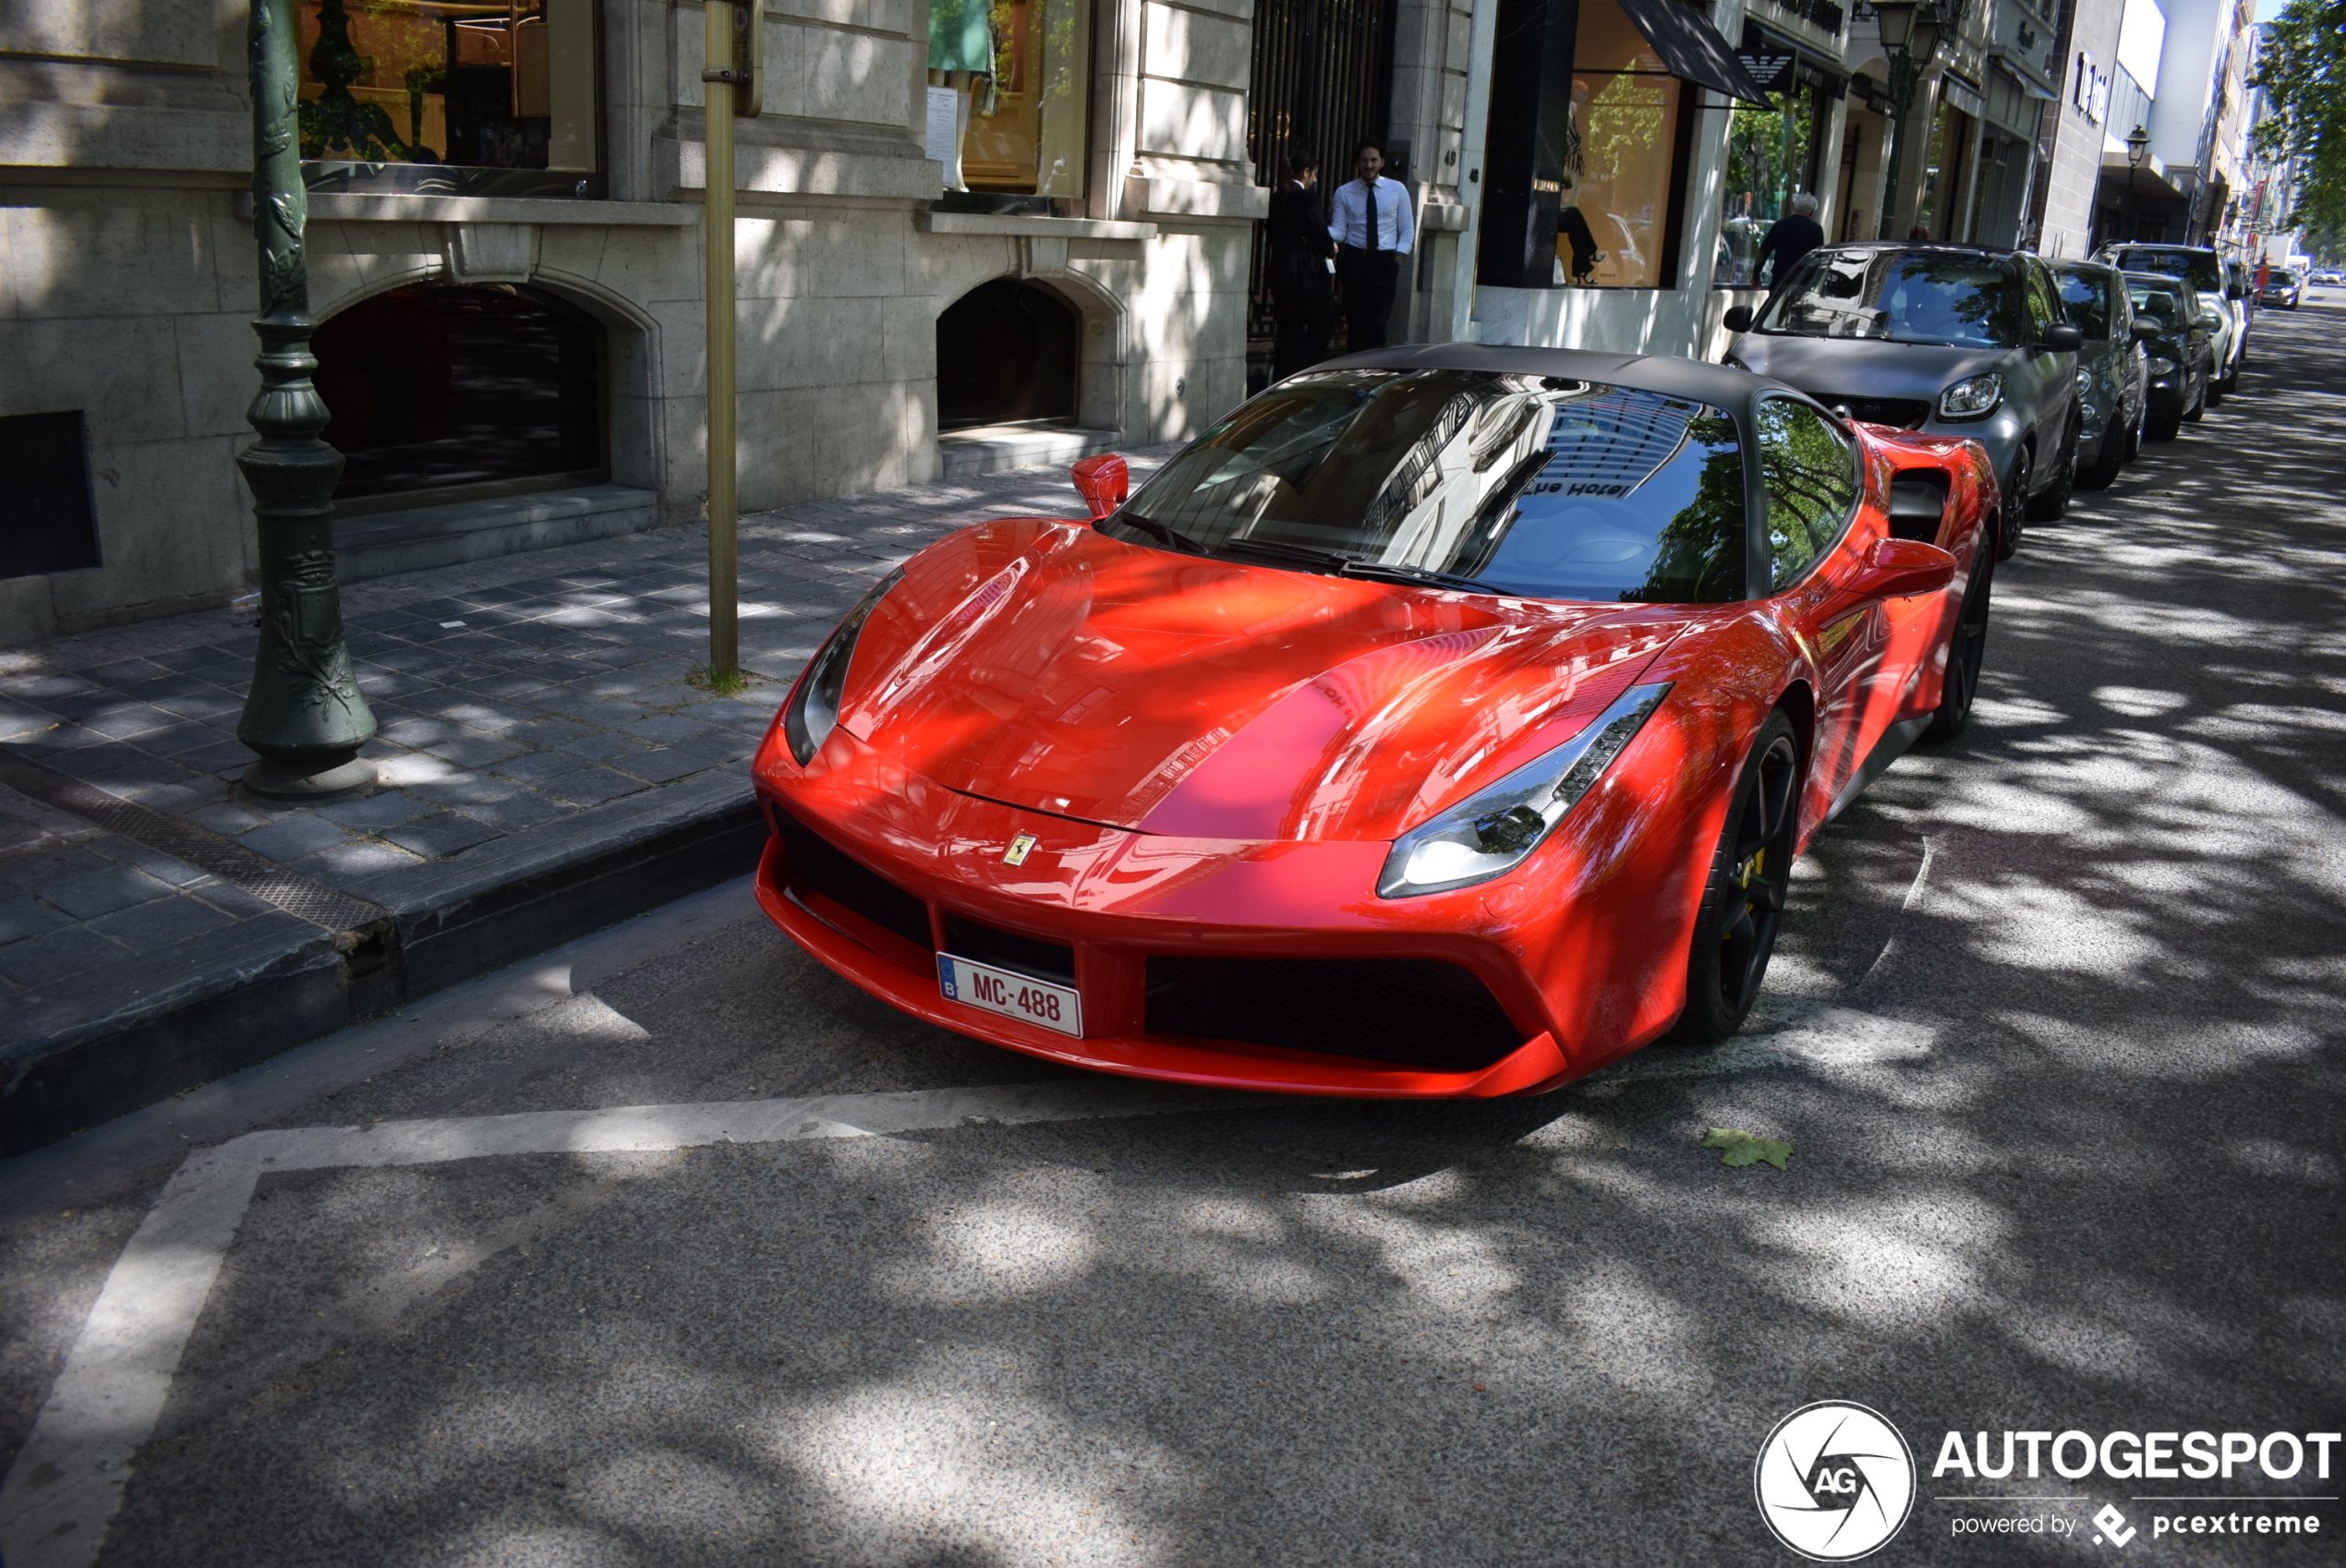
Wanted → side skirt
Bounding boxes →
[1825,715,1932,824]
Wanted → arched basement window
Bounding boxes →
[936,278,1079,430]
[312,283,604,509]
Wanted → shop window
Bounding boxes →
[0,411,101,580]
[1557,0,1696,289]
[1912,103,1971,242]
[312,283,604,508]
[296,0,599,199]
[929,0,1091,199]
[1717,72,1835,285]
[936,279,1079,429]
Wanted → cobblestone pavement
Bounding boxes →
[0,452,1172,1016]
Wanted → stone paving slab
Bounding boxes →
[0,450,1174,1151]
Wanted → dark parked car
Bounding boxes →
[2098,245,2246,397]
[2123,272,2214,440]
[2257,270,2304,309]
[1722,242,2081,556]
[2055,261,2151,489]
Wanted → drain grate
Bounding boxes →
[0,747,389,935]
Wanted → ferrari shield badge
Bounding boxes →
[1002,834,1037,866]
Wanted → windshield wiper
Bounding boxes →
[1111,513,1211,555]
[1215,537,1499,595]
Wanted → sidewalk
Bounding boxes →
[0,450,1173,1154]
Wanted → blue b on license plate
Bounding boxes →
[937,954,1083,1037]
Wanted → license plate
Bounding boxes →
[937,954,1083,1037]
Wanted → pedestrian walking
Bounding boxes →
[1328,139,1413,352]
[1753,193,1824,292]
[1267,149,1336,378]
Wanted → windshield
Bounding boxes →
[1756,249,2024,346]
[2056,270,2112,338]
[2269,271,2298,286]
[2108,247,2221,292]
[1106,369,1747,604]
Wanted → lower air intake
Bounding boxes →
[770,804,933,950]
[1144,956,1525,1071]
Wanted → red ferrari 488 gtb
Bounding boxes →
[751,345,1998,1098]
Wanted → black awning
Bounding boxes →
[1616,0,1773,104]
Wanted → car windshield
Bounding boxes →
[1106,369,1747,604]
[2270,271,2298,286]
[2056,270,2111,337]
[2108,247,2221,292]
[1755,249,2023,346]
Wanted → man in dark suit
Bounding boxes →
[1267,149,1335,378]
[1754,192,1825,292]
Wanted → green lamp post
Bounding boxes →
[1870,0,1943,241]
[235,0,378,802]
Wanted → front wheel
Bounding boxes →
[2077,418,2125,489]
[2183,371,2207,423]
[2028,418,2080,519]
[1996,443,2032,559]
[1922,546,1993,742]
[1667,713,1801,1045]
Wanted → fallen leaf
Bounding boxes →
[1700,1127,1791,1170]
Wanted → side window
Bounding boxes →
[1756,398,1860,591]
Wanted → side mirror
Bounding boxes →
[1070,453,1129,521]
[1846,537,1957,600]
[1723,305,1755,333]
[2042,324,2084,351]
[2132,319,2162,342]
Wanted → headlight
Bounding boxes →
[1376,683,1670,899]
[782,568,903,765]
[1722,354,1750,371]
[2146,356,2177,376]
[1937,372,2004,420]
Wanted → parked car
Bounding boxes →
[753,348,2001,1094]
[2257,269,2304,309]
[1722,242,2080,557]
[2123,272,2214,440]
[2098,245,2246,397]
[2312,269,2343,288]
[2054,261,2151,489]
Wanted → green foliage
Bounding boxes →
[1700,1127,1793,1170]
[686,663,754,696]
[2250,0,2346,237]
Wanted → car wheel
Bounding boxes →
[1996,443,2031,559]
[1666,712,1800,1046]
[1922,547,1993,742]
[2076,416,2125,489]
[2205,369,2225,407]
[2146,398,2183,441]
[2183,372,2207,423]
[2028,418,2080,519]
[2122,397,2145,462]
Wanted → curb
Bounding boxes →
[0,775,765,1157]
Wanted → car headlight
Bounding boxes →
[1376,682,1670,899]
[782,568,904,765]
[2146,356,2177,376]
[1722,354,1750,371]
[1937,372,2004,420]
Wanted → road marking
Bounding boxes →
[0,1076,1260,1568]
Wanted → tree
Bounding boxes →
[2250,0,2346,237]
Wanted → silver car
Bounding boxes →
[2053,261,2151,489]
[1723,243,2082,558]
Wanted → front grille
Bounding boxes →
[769,803,933,950]
[941,913,1075,984]
[1144,956,1525,1071]
[1828,396,1931,430]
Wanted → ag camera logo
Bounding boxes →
[1756,1401,1917,1560]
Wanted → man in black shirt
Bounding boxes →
[1754,192,1825,292]
[1266,150,1336,377]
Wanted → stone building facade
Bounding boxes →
[0,0,1265,644]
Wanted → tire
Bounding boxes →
[1996,442,2031,559]
[2075,418,2125,489]
[2183,371,2207,423]
[2146,399,2183,441]
[2205,373,2225,408]
[2122,398,2144,462]
[1922,546,1993,742]
[2027,417,2080,519]
[1667,712,1801,1045]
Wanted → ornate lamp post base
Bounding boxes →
[243,753,377,802]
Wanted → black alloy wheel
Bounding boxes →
[1668,712,1801,1045]
[2028,416,2080,519]
[2077,414,2126,489]
[1996,442,2031,559]
[1922,545,1993,742]
[2183,366,2207,423]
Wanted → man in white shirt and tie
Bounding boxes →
[1326,139,1414,351]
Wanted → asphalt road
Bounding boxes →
[3,299,2343,1568]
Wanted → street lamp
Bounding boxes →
[1869,2,1944,240]
[234,0,377,802]
[2124,123,2151,247]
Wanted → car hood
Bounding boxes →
[1734,335,2013,402]
[837,519,1694,842]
